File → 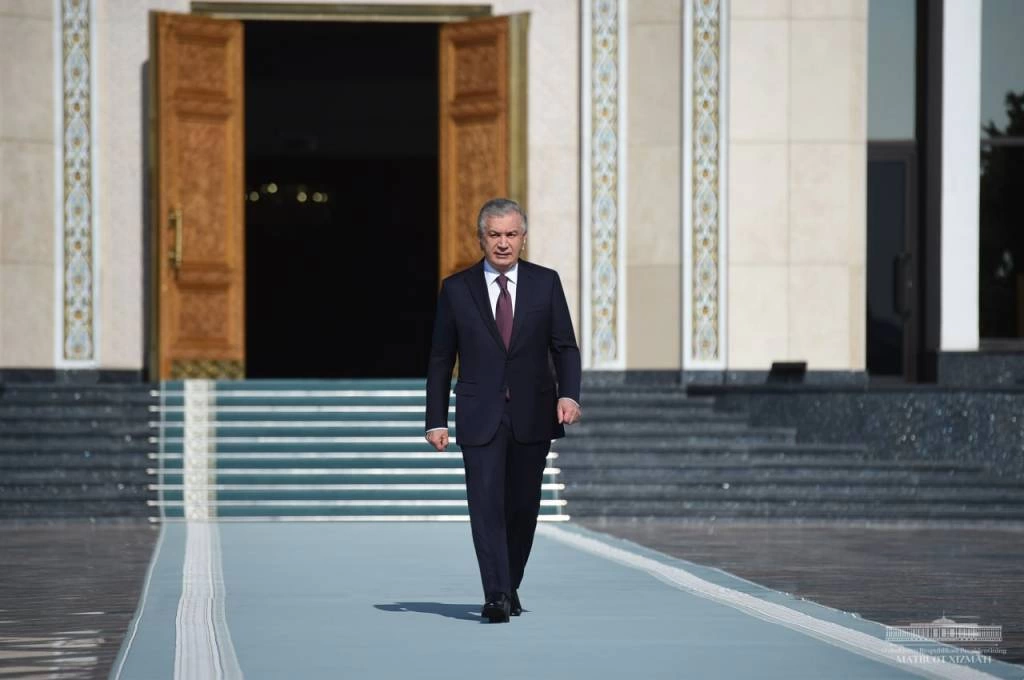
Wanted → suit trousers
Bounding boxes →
[460,406,551,601]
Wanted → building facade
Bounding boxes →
[0,0,1019,384]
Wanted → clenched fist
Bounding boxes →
[425,428,449,452]
[557,398,582,425]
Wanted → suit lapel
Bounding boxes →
[465,260,507,353]
[508,262,533,353]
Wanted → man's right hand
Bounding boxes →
[425,428,449,452]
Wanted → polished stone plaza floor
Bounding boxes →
[579,519,1024,667]
[1,520,1022,679]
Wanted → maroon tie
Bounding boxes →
[495,274,513,349]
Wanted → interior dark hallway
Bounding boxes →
[244,20,440,378]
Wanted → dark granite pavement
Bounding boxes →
[0,521,158,679]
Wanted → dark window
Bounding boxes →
[866,0,919,378]
[979,0,1024,340]
[867,155,912,375]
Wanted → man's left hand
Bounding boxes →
[557,398,582,425]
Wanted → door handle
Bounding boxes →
[169,208,183,270]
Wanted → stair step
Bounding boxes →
[576,406,739,422]
[577,393,716,408]
[568,423,791,437]
[0,452,153,469]
[158,441,454,454]
[153,410,435,423]
[562,483,1024,503]
[0,422,155,437]
[0,485,152,501]
[555,442,867,456]
[162,379,432,391]
[162,395,450,408]
[155,514,570,522]
[557,432,796,446]
[153,452,554,469]
[0,438,154,452]
[0,500,153,519]
[554,452,981,471]
[152,469,558,485]
[580,385,704,394]
[150,499,567,515]
[563,499,1024,520]
[156,423,450,437]
[152,486,563,502]
[0,386,157,405]
[560,468,1010,485]
[0,405,154,419]
[2,468,154,484]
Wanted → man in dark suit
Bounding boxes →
[425,198,582,623]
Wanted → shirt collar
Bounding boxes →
[483,259,518,286]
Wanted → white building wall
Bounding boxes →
[726,0,867,371]
[625,0,681,369]
[0,1,56,367]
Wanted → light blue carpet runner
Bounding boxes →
[150,379,568,521]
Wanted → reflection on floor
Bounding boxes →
[579,518,1024,666]
[0,522,159,679]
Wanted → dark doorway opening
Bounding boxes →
[244,21,440,378]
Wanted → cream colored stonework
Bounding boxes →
[729,18,788,142]
[625,0,681,369]
[728,264,789,368]
[0,7,56,368]
[0,263,53,366]
[627,264,680,369]
[728,143,788,265]
[727,5,867,371]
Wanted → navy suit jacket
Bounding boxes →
[425,259,582,447]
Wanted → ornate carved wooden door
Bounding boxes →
[151,13,245,379]
[438,14,528,281]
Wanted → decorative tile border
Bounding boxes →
[683,0,727,368]
[59,0,96,362]
[581,0,627,369]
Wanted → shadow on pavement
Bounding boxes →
[375,602,482,622]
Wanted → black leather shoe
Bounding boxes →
[481,594,511,623]
[510,590,522,616]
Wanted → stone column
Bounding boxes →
[940,0,981,351]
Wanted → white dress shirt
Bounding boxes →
[483,259,517,316]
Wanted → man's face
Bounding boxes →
[480,212,525,273]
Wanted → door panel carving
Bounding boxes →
[152,12,245,379]
[439,15,528,281]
